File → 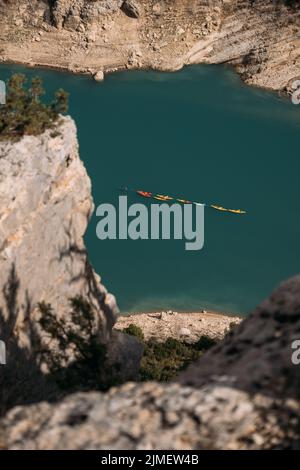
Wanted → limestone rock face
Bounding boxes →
[105,330,144,383]
[0,117,118,347]
[2,276,300,449]
[50,0,123,29]
[178,275,300,400]
[1,383,299,450]
[50,0,84,29]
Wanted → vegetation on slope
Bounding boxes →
[122,323,217,382]
[37,298,112,392]
[0,74,68,141]
[0,292,115,418]
[0,288,218,418]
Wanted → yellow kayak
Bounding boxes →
[210,204,246,215]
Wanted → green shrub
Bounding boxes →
[0,74,69,141]
[122,323,145,342]
[140,338,200,382]
[37,297,118,392]
[123,326,217,382]
[194,335,217,350]
[229,321,238,332]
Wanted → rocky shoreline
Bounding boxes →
[116,310,242,343]
[0,1,299,92]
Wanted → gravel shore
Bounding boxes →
[115,310,242,343]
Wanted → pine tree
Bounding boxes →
[0,74,69,141]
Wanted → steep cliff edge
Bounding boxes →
[0,1,299,91]
[0,116,118,348]
[0,115,143,417]
[1,276,300,449]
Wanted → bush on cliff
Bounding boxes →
[0,266,60,418]
[37,297,120,392]
[123,323,217,382]
[122,323,145,342]
[0,289,120,418]
[0,74,69,141]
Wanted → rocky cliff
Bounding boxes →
[1,276,300,449]
[0,116,118,351]
[0,1,299,91]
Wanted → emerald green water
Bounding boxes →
[1,64,300,315]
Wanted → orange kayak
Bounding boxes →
[136,190,152,198]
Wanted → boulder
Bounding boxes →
[179,327,191,337]
[179,275,300,399]
[105,330,144,383]
[93,70,104,82]
[1,381,299,450]
[121,0,140,19]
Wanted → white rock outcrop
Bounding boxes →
[93,70,104,82]
[0,117,118,346]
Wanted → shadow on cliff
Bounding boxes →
[0,265,60,418]
[57,219,115,333]
[1,264,300,448]
[0,263,119,418]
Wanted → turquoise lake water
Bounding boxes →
[1,64,300,315]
